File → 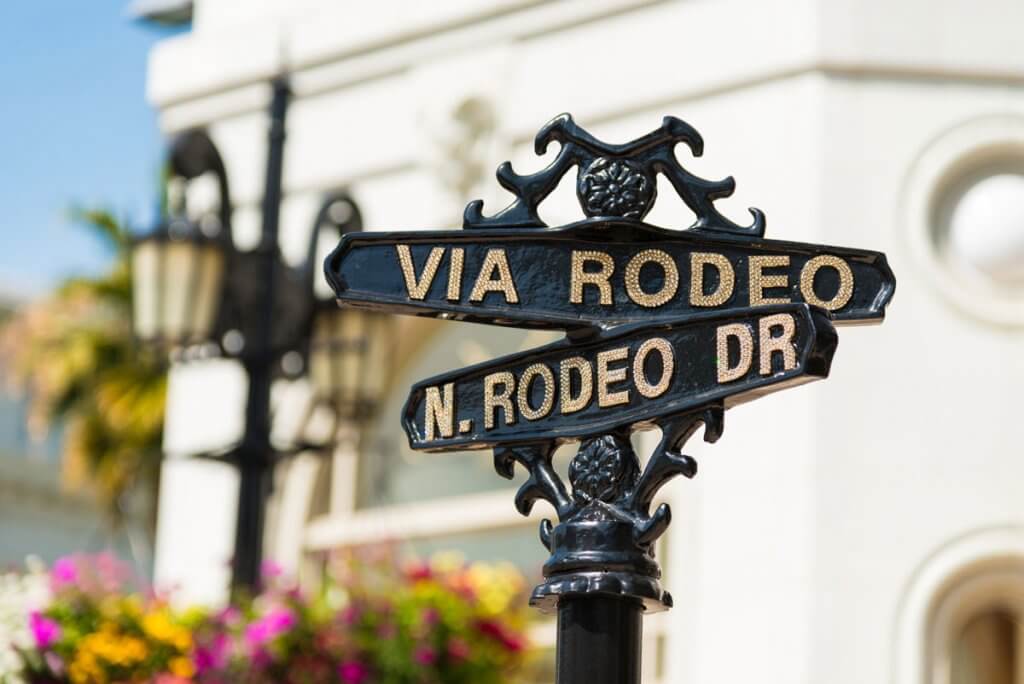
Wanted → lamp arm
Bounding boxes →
[169,129,233,245]
[307,193,363,297]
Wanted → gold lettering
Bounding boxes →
[447,248,465,301]
[396,245,444,300]
[625,249,679,308]
[483,371,516,429]
[424,383,455,441]
[597,346,630,408]
[470,249,519,304]
[749,255,790,306]
[759,313,797,375]
[560,357,593,414]
[799,255,854,311]
[570,251,614,305]
[517,364,555,421]
[633,338,674,399]
[716,323,754,383]
[690,252,735,307]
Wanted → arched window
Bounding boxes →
[928,560,1024,684]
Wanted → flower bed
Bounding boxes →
[3,551,531,684]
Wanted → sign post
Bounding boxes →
[325,113,895,683]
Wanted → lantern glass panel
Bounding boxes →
[161,241,200,342]
[132,240,160,340]
[190,244,225,341]
[336,309,367,414]
[310,307,393,422]
[310,314,334,405]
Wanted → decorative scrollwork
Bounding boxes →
[494,405,725,613]
[464,113,765,236]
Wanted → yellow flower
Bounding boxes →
[143,610,193,651]
[169,656,196,678]
[78,628,148,669]
[69,649,104,684]
[431,551,466,575]
[465,562,524,615]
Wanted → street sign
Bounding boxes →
[403,303,836,451]
[324,112,896,683]
[326,220,893,329]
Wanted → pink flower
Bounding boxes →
[93,552,130,592]
[414,646,437,666]
[194,634,230,673]
[260,559,283,580]
[340,604,361,626]
[50,557,77,589]
[421,608,439,627]
[376,622,397,640]
[266,608,296,633]
[447,638,471,662]
[217,606,242,626]
[29,611,61,649]
[244,608,296,649]
[338,660,369,684]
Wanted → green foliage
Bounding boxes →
[0,209,167,526]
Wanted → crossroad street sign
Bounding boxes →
[403,303,836,451]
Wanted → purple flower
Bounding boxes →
[29,611,61,649]
[338,660,369,684]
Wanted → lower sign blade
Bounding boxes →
[403,303,837,451]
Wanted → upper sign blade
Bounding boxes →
[402,303,837,452]
[326,220,894,330]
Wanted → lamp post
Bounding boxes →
[132,77,390,591]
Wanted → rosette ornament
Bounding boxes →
[577,158,656,220]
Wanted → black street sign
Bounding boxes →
[326,219,894,330]
[324,113,896,684]
[403,303,836,451]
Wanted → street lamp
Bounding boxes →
[131,131,228,348]
[307,194,393,426]
[131,78,392,591]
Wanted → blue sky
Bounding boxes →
[0,1,182,297]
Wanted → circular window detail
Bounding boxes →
[903,116,1024,326]
[939,172,1024,290]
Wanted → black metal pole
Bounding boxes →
[556,596,643,684]
[230,77,290,591]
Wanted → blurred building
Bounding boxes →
[140,1,1024,682]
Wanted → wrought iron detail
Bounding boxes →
[464,113,765,236]
[494,405,724,613]
[577,158,655,220]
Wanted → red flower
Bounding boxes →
[476,619,526,653]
